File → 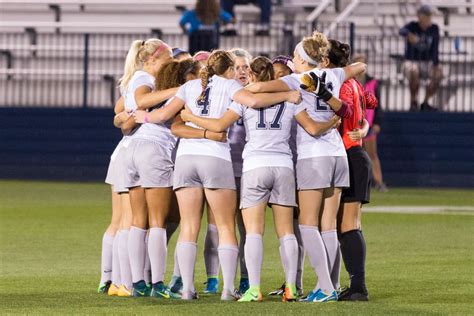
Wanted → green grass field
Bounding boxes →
[1,180,473,315]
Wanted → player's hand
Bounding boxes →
[180,106,194,122]
[347,128,366,141]
[373,124,381,134]
[287,90,302,104]
[300,71,333,102]
[407,32,419,45]
[132,110,147,123]
[331,115,342,128]
[206,131,228,143]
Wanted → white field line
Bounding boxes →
[363,206,474,215]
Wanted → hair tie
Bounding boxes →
[141,40,145,46]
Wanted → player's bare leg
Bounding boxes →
[205,188,238,299]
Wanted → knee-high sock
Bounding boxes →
[279,245,288,277]
[148,228,167,284]
[100,232,114,284]
[279,234,298,286]
[112,233,121,286]
[238,221,248,279]
[144,233,151,284]
[204,224,220,278]
[172,247,181,277]
[321,230,339,288]
[128,226,147,283]
[166,223,179,244]
[293,219,304,290]
[244,234,263,288]
[118,230,133,289]
[332,246,342,289]
[218,245,238,292]
[176,241,197,293]
[299,225,334,293]
[340,229,367,293]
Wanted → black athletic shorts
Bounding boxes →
[341,146,372,204]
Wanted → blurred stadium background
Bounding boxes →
[0,0,473,186]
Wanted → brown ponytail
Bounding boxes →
[250,56,275,82]
[199,49,234,101]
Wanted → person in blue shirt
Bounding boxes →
[399,5,442,111]
[180,0,234,55]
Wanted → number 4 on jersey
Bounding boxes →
[197,86,211,116]
[256,103,286,130]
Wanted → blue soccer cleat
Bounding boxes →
[203,277,219,294]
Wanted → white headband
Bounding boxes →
[296,42,318,65]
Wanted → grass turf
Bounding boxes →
[0,180,473,314]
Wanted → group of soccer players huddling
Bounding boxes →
[97,30,377,303]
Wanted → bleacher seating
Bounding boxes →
[0,0,473,110]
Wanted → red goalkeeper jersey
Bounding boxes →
[339,79,378,150]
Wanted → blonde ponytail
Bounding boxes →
[198,49,234,101]
[119,38,167,91]
[301,30,330,64]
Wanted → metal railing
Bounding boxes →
[0,22,472,112]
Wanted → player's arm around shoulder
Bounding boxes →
[180,106,240,132]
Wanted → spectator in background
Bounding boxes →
[399,4,442,111]
[353,54,388,193]
[173,48,192,61]
[221,0,271,36]
[180,0,234,55]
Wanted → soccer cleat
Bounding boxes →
[303,289,338,302]
[268,282,285,296]
[107,283,120,296]
[181,291,199,300]
[297,287,304,297]
[221,288,241,301]
[238,278,250,295]
[150,281,180,299]
[338,288,369,301]
[168,275,183,294]
[238,286,263,302]
[117,285,132,297]
[97,280,111,294]
[203,277,219,294]
[282,284,297,302]
[131,280,148,297]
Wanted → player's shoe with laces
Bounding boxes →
[301,289,337,302]
[117,285,132,297]
[268,282,285,296]
[238,278,250,295]
[107,283,120,296]
[131,280,148,297]
[203,277,219,294]
[238,286,263,302]
[97,280,111,294]
[168,275,183,295]
[338,288,369,301]
[150,281,180,299]
[282,284,297,302]
[221,288,241,301]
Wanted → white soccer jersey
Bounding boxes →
[229,101,296,173]
[175,75,243,161]
[132,98,178,154]
[123,71,155,111]
[280,67,347,159]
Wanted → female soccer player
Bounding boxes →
[140,49,301,300]
[180,56,338,302]
[328,40,377,302]
[117,38,182,298]
[246,31,366,302]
